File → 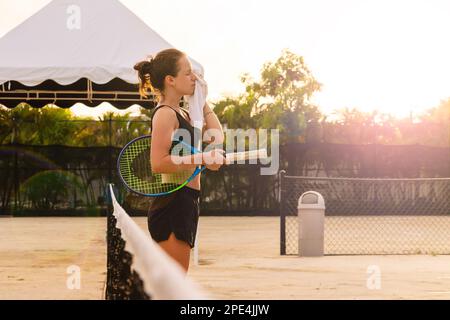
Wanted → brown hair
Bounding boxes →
[133,48,185,99]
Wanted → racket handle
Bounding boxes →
[201,149,226,165]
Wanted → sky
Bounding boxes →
[1,0,450,118]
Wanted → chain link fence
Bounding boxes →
[0,118,278,216]
[280,172,450,255]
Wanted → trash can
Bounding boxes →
[298,191,325,257]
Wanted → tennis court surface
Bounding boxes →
[2,216,450,299]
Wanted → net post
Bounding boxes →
[105,183,114,299]
[193,228,199,266]
[108,114,113,184]
[193,191,202,266]
[279,170,286,255]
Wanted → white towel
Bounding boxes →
[185,68,208,132]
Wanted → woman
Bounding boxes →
[134,48,225,272]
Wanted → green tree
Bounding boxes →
[0,103,80,145]
[213,49,322,143]
[0,103,37,144]
[20,170,83,210]
[421,98,450,125]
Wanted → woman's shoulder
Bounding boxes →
[152,105,178,117]
[151,106,178,128]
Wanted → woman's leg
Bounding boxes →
[157,232,191,272]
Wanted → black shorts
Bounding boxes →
[147,186,200,248]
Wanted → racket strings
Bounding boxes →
[118,136,198,195]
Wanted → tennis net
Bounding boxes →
[105,184,208,299]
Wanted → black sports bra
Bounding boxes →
[151,104,200,149]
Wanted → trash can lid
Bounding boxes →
[297,191,325,209]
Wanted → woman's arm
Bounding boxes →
[202,102,225,146]
[151,107,203,173]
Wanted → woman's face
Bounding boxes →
[171,55,196,96]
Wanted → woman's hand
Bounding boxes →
[202,149,226,171]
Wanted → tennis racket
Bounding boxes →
[117,135,268,197]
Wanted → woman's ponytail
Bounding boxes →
[134,58,155,98]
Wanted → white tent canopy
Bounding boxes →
[0,0,202,87]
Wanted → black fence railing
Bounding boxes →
[0,119,449,216]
